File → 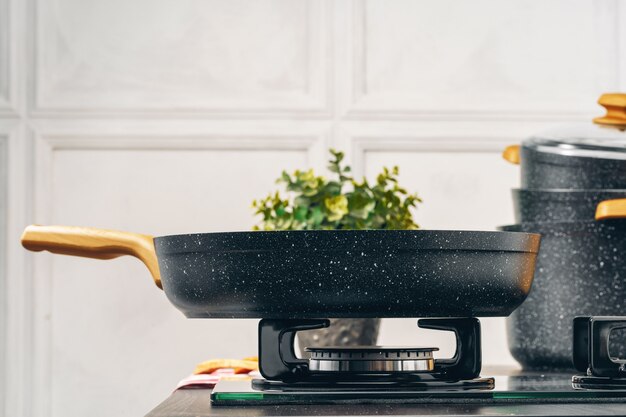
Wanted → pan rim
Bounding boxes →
[153,229,541,255]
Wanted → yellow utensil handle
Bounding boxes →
[595,199,626,221]
[21,225,162,288]
[502,145,520,165]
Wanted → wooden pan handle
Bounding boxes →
[21,225,162,289]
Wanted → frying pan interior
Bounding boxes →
[22,225,540,319]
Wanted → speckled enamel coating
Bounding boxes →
[520,146,626,189]
[502,220,626,369]
[512,189,626,223]
[153,230,539,319]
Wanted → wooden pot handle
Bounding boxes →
[593,93,626,129]
[595,199,626,222]
[502,145,520,165]
[21,225,162,288]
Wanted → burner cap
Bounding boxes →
[305,346,438,373]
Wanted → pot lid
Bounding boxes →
[524,93,626,160]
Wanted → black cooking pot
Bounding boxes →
[501,199,626,369]
[512,189,626,223]
[519,146,626,189]
[503,94,626,190]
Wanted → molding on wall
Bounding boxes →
[0,132,7,417]
[28,118,332,161]
[35,133,326,152]
[29,128,328,417]
[6,2,626,416]
[29,0,332,119]
[0,0,25,119]
[0,0,14,116]
[615,2,626,93]
[345,134,518,179]
[344,0,620,121]
[0,121,31,417]
[333,119,566,177]
[595,0,621,91]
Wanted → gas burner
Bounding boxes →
[306,346,438,373]
[256,317,489,384]
[572,316,626,390]
[211,317,494,405]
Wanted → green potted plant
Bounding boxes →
[252,150,421,354]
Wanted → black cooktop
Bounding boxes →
[208,317,626,406]
[210,371,626,406]
[147,368,626,416]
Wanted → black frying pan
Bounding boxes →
[21,225,540,318]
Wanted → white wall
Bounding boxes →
[1,1,625,416]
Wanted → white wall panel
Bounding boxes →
[364,150,517,230]
[0,134,7,417]
[615,1,626,91]
[348,0,618,119]
[1,1,624,416]
[34,138,314,417]
[0,116,30,417]
[0,0,11,113]
[33,0,329,116]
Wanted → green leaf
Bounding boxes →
[325,195,349,221]
[294,206,308,222]
[330,149,344,162]
[294,196,311,207]
[348,188,375,219]
[328,163,340,173]
[303,187,319,197]
[309,206,325,226]
[324,181,342,196]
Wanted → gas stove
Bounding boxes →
[572,316,626,390]
[210,317,626,406]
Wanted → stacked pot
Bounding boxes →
[501,93,626,369]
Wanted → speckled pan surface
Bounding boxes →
[512,188,626,223]
[153,230,540,319]
[520,146,626,189]
[501,221,626,369]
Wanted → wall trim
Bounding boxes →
[0,133,7,417]
[0,122,31,417]
[29,0,332,119]
[29,129,328,417]
[344,134,518,178]
[0,0,9,112]
[619,0,626,90]
[345,0,620,121]
[0,0,16,117]
[7,2,626,416]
